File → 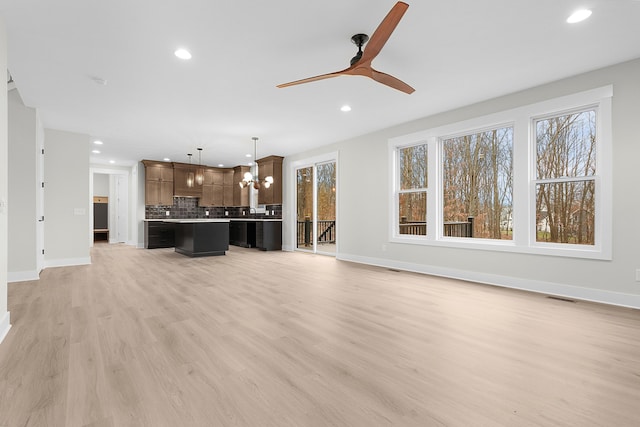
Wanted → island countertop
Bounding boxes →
[229,218,282,222]
[162,219,231,223]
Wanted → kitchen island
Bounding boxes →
[163,219,230,257]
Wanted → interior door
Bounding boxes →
[116,174,128,243]
[36,142,44,272]
[295,160,336,255]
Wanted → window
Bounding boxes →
[535,110,596,245]
[390,86,612,259]
[397,144,427,236]
[442,127,513,240]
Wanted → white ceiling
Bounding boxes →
[2,0,640,168]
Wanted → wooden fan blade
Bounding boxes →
[370,68,415,94]
[277,68,351,88]
[360,2,409,64]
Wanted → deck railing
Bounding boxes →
[297,218,336,247]
[399,217,474,237]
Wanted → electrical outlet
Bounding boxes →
[265,211,269,216]
[205,211,209,216]
[165,210,170,216]
[225,211,229,216]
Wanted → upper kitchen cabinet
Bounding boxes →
[173,162,203,198]
[257,156,284,205]
[233,165,250,207]
[200,168,234,207]
[223,169,235,206]
[142,160,174,206]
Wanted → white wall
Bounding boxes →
[284,58,640,309]
[7,88,38,282]
[44,129,90,267]
[0,18,11,344]
[93,173,109,197]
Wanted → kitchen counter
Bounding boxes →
[229,218,282,222]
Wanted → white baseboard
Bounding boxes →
[282,244,294,252]
[338,253,640,310]
[7,270,40,283]
[0,311,11,345]
[43,257,91,268]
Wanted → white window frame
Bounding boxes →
[389,86,612,260]
[395,142,429,239]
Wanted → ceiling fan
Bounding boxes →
[277,1,415,94]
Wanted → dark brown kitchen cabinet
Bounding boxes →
[173,162,203,197]
[233,165,250,207]
[142,160,174,206]
[257,155,283,205]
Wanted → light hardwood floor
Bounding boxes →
[1,244,639,427]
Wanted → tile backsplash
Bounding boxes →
[145,197,282,219]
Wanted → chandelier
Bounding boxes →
[239,137,273,189]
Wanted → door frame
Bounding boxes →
[90,166,137,246]
[287,151,338,255]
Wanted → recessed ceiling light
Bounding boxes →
[341,105,352,112]
[92,150,101,154]
[109,160,116,164]
[246,153,252,158]
[93,140,103,145]
[174,48,192,60]
[218,164,224,167]
[567,9,592,23]
[163,157,171,162]
[248,162,253,166]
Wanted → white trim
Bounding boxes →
[287,151,339,255]
[43,257,91,268]
[7,270,39,283]
[0,311,11,345]
[388,86,613,260]
[338,252,640,310]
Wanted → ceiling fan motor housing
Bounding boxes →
[350,33,369,65]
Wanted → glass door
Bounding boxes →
[296,161,337,255]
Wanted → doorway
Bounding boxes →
[296,160,336,255]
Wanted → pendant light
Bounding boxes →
[195,147,204,186]
[186,153,195,188]
[239,137,274,189]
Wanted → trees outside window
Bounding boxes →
[398,144,427,235]
[442,127,513,240]
[390,86,611,259]
[535,110,596,245]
